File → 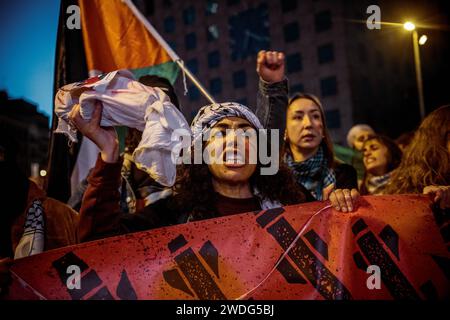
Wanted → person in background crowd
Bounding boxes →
[345,124,376,183]
[360,135,402,195]
[0,144,79,296]
[385,105,450,209]
[347,124,376,152]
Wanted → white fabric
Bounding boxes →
[55,70,190,187]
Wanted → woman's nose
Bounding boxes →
[302,115,312,127]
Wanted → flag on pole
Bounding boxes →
[79,0,179,83]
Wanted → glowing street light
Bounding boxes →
[419,35,428,45]
[403,21,416,31]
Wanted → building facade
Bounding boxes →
[136,0,447,143]
[0,91,50,177]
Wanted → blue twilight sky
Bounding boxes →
[0,0,60,126]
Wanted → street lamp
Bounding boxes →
[419,35,427,45]
[403,21,426,120]
[403,21,415,31]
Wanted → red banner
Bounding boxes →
[6,195,449,300]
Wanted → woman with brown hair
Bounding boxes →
[360,135,402,195]
[384,105,450,208]
[281,93,359,211]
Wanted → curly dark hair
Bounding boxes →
[173,150,306,221]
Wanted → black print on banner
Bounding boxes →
[352,218,423,300]
[52,252,137,300]
[431,204,450,245]
[163,235,227,300]
[255,210,352,300]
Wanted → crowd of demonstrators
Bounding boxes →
[1,50,450,296]
[360,135,402,195]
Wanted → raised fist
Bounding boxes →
[256,50,285,84]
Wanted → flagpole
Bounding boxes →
[122,0,216,104]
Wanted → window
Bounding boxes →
[320,76,338,96]
[315,10,332,32]
[283,22,299,43]
[325,109,341,129]
[185,33,197,50]
[232,70,247,89]
[207,25,219,42]
[317,43,334,64]
[163,17,175,33]
[290,83,304,93]
[186,59,198,75]
[183,6,196,25]
[210,78,222,95]
[281,0,297,12]
[229,4,270,61]
[188,85,200,101]
[208,51,220,68]
[206,0,219,15]
[286,53,302,73]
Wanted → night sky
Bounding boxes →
[0,0,60,125]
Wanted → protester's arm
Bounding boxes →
[69,102,124,241]
[255,50,288,148]
[78,155,123,241]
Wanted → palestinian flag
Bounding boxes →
[47,0,179,202]
[78,0,178,82]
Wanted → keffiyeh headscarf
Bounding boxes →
[365,172,392,195]
[284,146,336,200]
[14,200,45,259]
[190,102,263,145]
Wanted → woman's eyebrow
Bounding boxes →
[213,123,232,129]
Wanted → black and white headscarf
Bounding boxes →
[191,102,263,146]
[14,200,45,259]
[285,146,336,200]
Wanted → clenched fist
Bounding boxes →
[256,50,285,84]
